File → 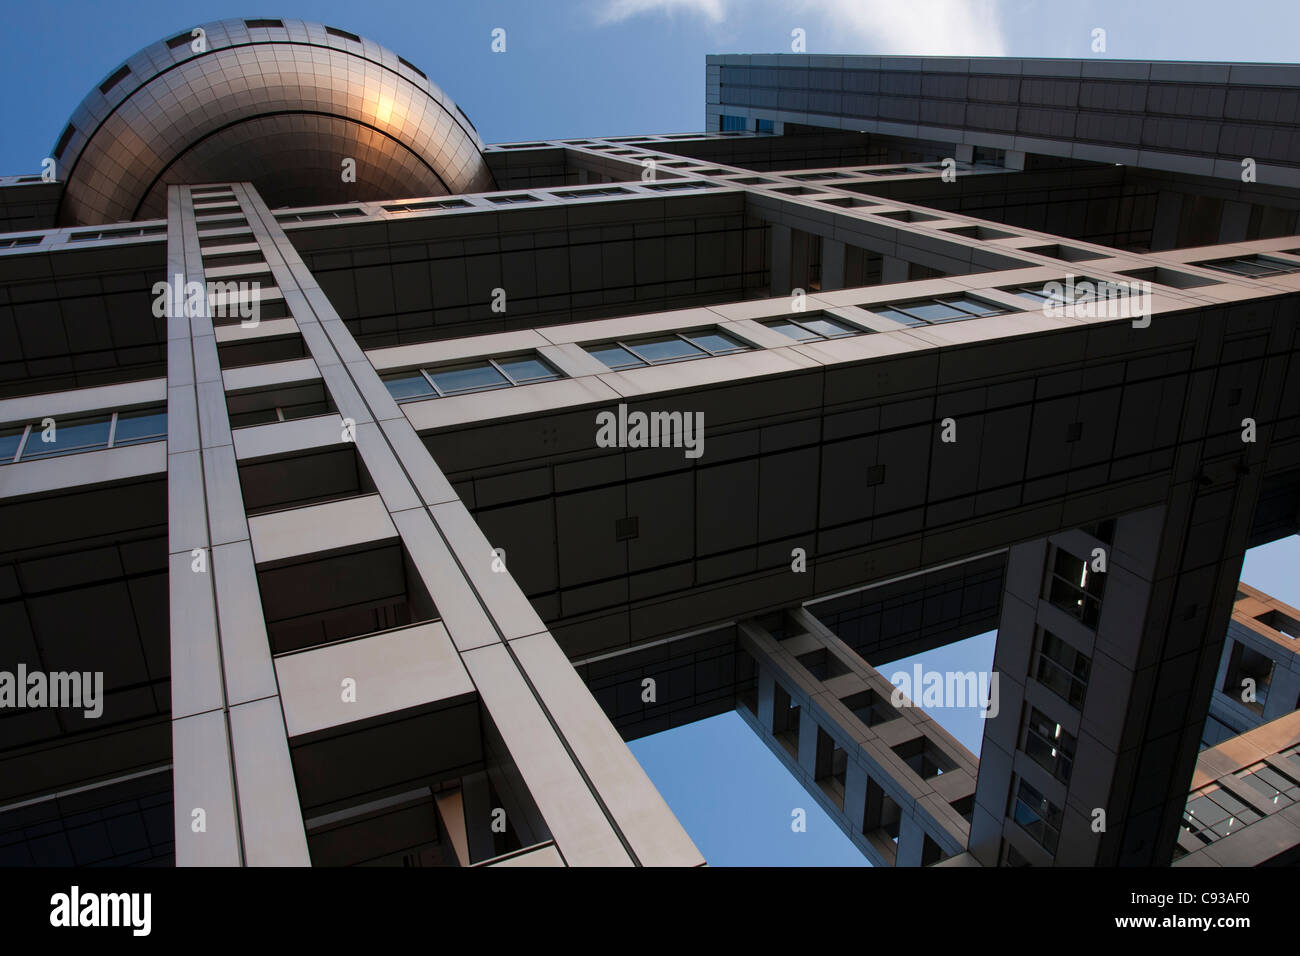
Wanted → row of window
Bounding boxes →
[373,303,971,403]
[1008,539,1107,858]
[0,408,167,465]
[719,114,773,133]
[379,330,755,402]
[378,258,1300,403]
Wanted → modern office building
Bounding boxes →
[1,20,1299,867]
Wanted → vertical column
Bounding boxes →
[166,185,309,865]
[971,296,1292,866]
[233,184,702,867]
[1150,190,1184,250]
[820,238,845,292]
[770,223,792,296]
[881,255,909,284]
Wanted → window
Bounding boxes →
[756,118,774,133]
[380,353,562,402]
[487,194,537,205]
[1197,254,1300,278]
[553,187,630,199]
[584,329,750,370]
[1220,641,1274,715]
[276,208,365,223]
[1035,630,1091,709]
[893,737,956,779]
[384,199,469,212]
[789,172,852,182]
[1001,841,1032,866]
[1007,277,1114,308]
[398,55,427,80]
[244,18,284,29]
[841,690,898,728]
[69,225,166,242]
[325,26,361,42]
[869,294,1009,327]
[1046,547,1105,627]
[1011,779,1062,855]
[1182,783,1260,846]
[0,236,42,248]
[765,313,865,342]
[0,407,166,465]
[53,124,75,160]
[98,64,131,95]
[112,408,168,446]
[1022,706,1076,784]
[720,114,747,132]
[642,181,720,192]
[1234,763,1298,810]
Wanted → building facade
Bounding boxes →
[1,25,1299,866]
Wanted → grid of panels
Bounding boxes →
[0,776,174,867]
[1181,784,1262,845]
[57,19,496,225]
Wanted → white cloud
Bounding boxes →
[801,0,1008,56]
[593,0,1009,56]
[594,0,729,25]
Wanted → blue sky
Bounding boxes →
[6,0,1300,172]
[3,0,1297,865]
[633,536,1300,866]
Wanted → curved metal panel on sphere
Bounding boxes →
[55,17,495,225]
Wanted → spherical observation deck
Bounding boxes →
[53,17,495,226]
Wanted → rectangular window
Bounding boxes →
[1035,630,1091,709]
[642,181,721,192]
[384,199,470,212]
[112,408,168,446]
[428,362,508,395]
[1022,706,1077,784]
[1011,779,1062,855]
[765,313,865,342]
[19,415,112,460]
[1234,763,1298,811]
[583,328,751,370]
[756,118,774,133]
[869,294,1008,327]
[720,114,747,132]
[380,353,562,402]
[0,427,23,463]
[553,187,631,199]
[0,407,167,465]
[1007,277,1120,308]
[1046,547,1105,627]
[98,64,131,95]
[1197,254,1300,278]
[1182,783,1260,846]
[1221,641,1274,715]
